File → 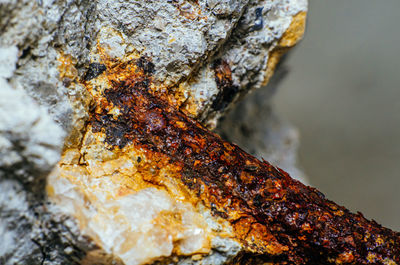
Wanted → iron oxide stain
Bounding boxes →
[87,56,400,264]
[211,59,239,111]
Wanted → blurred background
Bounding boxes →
[274,0,400,230]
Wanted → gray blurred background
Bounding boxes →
[274,0,400,230]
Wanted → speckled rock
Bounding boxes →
[0,0,307,264]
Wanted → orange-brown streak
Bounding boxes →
[88,57,400,265]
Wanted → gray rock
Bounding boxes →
[0,0,307,263]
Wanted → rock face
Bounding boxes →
[0,0,327,264]
[2,1,400,264]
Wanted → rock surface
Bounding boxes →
[0,0,307,264]
[217,61,307,184]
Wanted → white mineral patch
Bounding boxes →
[0,78,65,171]
[49,166,215,265]
[98,27,127,59]
[0,46,18,78]
[186,65,219,112]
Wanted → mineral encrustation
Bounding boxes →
[2,1,399,265]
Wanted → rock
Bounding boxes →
[217,60,307,184]
[49,56,400,264]
[0,0,308,264]
[0,76,64,190]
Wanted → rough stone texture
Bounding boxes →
[0,179,96,265]
[95,0,248,87]
[0,0,308,264]
[0,46,97,265]
[193,0,307,127]
[0,68,89,265]
[0,47,64,192]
